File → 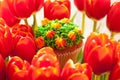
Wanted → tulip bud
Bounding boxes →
[0,0,20,27]
[44,0,71,20]
[0,18,13,58]
[7,56,30,80]
[11,24,36,62]
[74,0,85,11]
[109,62,120,80]
[6,0,34,18]
[61,59,92,80]
[30,47,60,80]
[84,32,117,75]
[85,0,111,20]
[107,1,120,32]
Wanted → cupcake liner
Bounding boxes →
[54,41,83,68]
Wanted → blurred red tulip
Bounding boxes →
[44,0,71,20]
[84,32,117,75]
[74,0,85,11]
[0,18,14,58]
[7,56,30,80]
[107,1,120,32]
[6,0,33,18]
[114,42,120,64]
[33,0,44,12]
[36,47,56,57]
[67,73,89,80]
[0,54,6,80]
[11,24,34,36]
[61,59,92,80]
[30,47,60,80]
[0,0,20,27]
[109,62,120,80]
[11,24,36,62]
[6,0,43,18]
[85,0,110,20]
[32,47,56,65]
[77,63,93,80]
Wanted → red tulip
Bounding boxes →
[0,0,20,27]
[7,56,30,80]
[6,0,34,18]
[74,0,85,11]
[0,54,6,80]
[6,0,43,18]
[85,0,111,20]
[114,41,120,64]
[78,63,93,80]
[107,1,120,32]
[0,18,14,58]
[33,0,44,12]
[11,24,36,62]
[32,47,56,65]
[109,62,120,80]
[44,0,71,20]
[30,47,60,80]
[61,59,92,80]
[67,73,89,80]
[84,32,117,75]
[11,24,34,36]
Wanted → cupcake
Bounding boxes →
[35,18,83,68]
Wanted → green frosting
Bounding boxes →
[35,19,84,49]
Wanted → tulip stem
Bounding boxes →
[24,19,29,25]
[93,19,97,32]
[71,11,78,22]
[111,32,115,38]
[82,12,85,34]
[77,48,83,63]
[105,73,109,80]
[32,13,38,32]
[94,75,100,80]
